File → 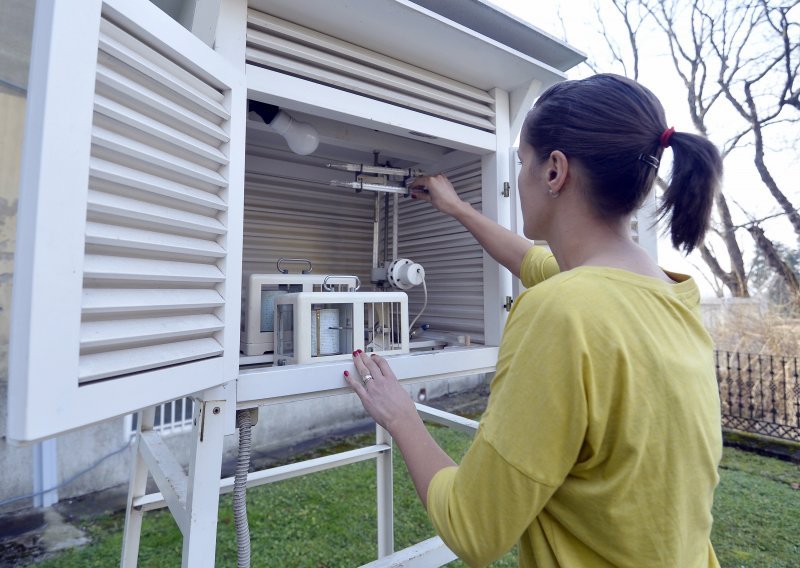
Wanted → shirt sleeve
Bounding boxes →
[426,285,589,567]
[519,246,560,288]
[427,430,558,567]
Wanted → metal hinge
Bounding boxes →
[501,182,510,197]
[503,296,514,312]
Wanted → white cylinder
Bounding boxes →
[387,258,425,290]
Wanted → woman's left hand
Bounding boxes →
[344,351,419,433]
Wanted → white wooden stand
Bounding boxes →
[122,399,227,568]
[119,361,486,567]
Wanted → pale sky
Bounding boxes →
[491,0,799,298]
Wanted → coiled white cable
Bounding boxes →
[409,276,428,331]
[234,410,253,568]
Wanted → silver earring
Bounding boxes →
[547,188,559,198]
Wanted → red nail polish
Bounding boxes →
[353,350,359,356]
[344,370,349,377]
[358,349,363,354]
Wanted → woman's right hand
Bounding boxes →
[408,174,469,218]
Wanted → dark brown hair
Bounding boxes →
[521,73,722,253]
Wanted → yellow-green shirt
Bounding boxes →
[427,246,722,567]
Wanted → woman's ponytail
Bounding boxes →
[656,132,722,253]
[522,74,722,253]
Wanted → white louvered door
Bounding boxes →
[8,0,245,442]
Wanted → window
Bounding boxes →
[128,397,194,436]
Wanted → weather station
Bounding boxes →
[5,1,602,566]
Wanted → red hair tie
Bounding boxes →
[659,126,675,148]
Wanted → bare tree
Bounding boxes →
[708,0,800,240]
[590,0,799,299]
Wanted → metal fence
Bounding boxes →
[715,350,800,442]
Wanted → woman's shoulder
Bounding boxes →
[517,269,610,311]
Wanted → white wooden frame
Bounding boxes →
[8,0,245,443]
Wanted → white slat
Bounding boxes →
[82,288,224,314]
[78,338,222,384]
[89,157,227,211]
[81,314,223,349]
[85,221,226,258]
[83,255,224,283]
[86,189,226,235]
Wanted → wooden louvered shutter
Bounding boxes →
[8,0,245,442]
[245,9,496,132]
[398,161,486,343]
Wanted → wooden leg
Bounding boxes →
[181,400,226,568]
[120,407,155,568]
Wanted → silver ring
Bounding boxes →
[361,374,373,386]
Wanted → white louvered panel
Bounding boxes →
[242,174,375,285]
[244,48,495,132]
[95,60,227,148]
[94,95,227,167]
[246,9,496,132]
[78,11,233,384]
[98,18,228,123]
[399,162,485,342]
[247,10,492,104]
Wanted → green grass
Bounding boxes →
[711,447,800,567]
[32,427,799,568]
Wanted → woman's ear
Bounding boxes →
[546,150,569,196]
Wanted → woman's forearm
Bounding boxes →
[389,414,456,507]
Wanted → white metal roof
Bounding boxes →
[410,0,587,72]
[248,0,584,92]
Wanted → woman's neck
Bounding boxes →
[548,214,673,283]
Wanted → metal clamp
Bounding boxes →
[277,258,313,274]
[323,275,361,291]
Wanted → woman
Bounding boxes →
[344,74,723,567]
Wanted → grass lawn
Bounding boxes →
[32,424,799,567]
